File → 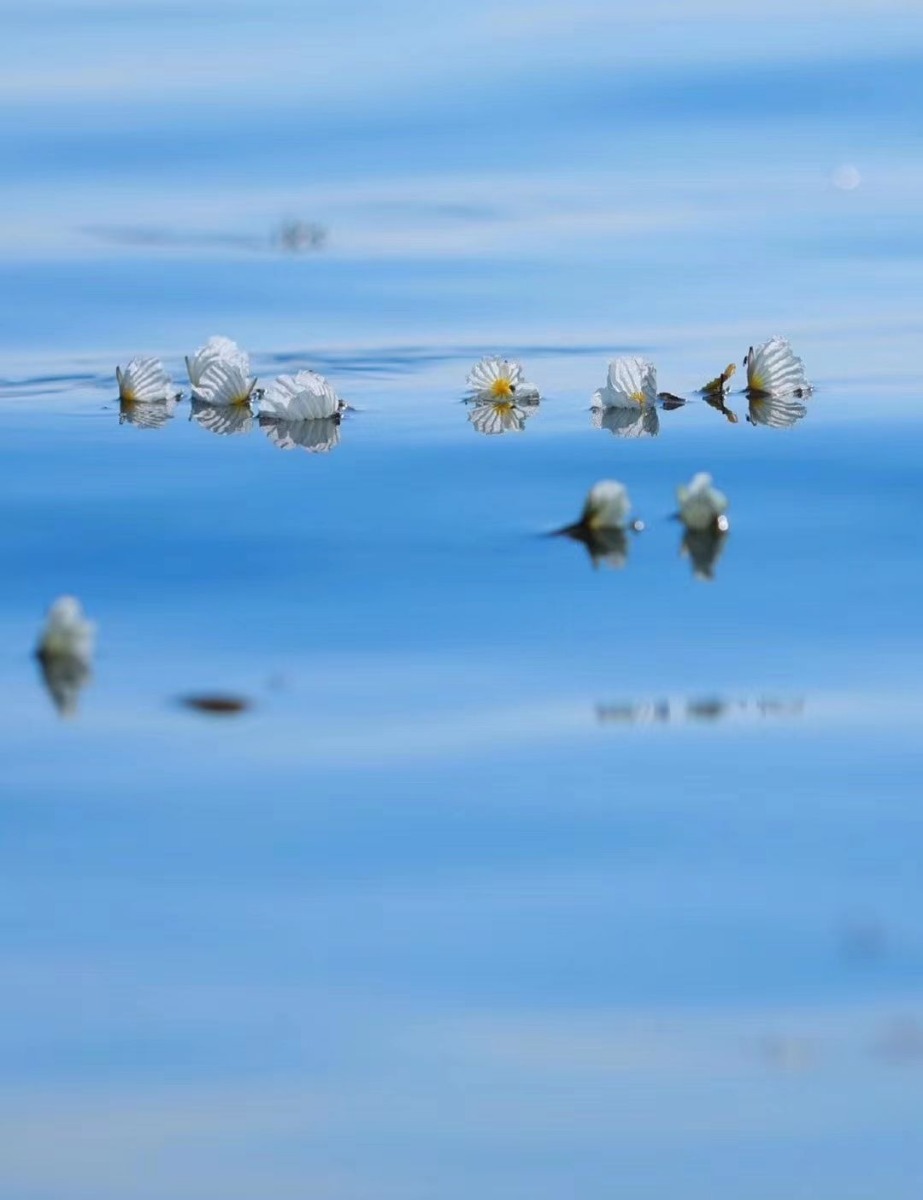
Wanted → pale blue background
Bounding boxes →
[1,2,922,1197]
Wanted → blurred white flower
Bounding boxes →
[259,414,341,454]
[466,356,539,403]
[185,336,250,392]
[591,405,659,438]
[745,337,810,397]
[116,357,176,403]
[593,356,657,410]
[467,397,532,436]
[581,480,632,531]
[676,472,729,532]
[259,371,344,420]
[36,596,95,668]
[192,359,257,408]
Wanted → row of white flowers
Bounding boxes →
[116,335,810,419]
[117,336,346,422]
[466,336,810,412]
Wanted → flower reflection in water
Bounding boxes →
[681,525,728,580]
[747,391,808,429]
[572,526,630,570]
[190,397,253,437]
[591,404,659,438]
[597,695,803,726]
[37,651,91,716]
[259,413,342,453]
[119,395,178,430]
[467,397,535,436]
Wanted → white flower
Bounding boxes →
[592,356,658,410]
[676,472,728,532]
[466,356,539,403]
[36,596,95,668]
[192,359,256,407]
[259,371,344,420]
[467,397,532,436]
[116,357,176,403]
[185,336,250,391]
[745,337,810,396]
[259,415,341,454]
[580,480,632,531]
[591,405,659,438]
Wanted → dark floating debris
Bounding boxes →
[180,694,252,716]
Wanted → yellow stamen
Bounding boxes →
[489,377,514,398]
[629,390,646,406]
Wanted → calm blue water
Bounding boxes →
[1,3,923,1197]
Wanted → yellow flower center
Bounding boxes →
[489,377,514,398]
[629,390,646,406]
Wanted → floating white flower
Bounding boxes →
[591,405,659,438]
[745,337,810,396]
[115,357,177,403]
[259,371,345,420]
[676,472,729,532]
[580,480,632,530]
[259,414,341,454]
[466,356,539,403]
[36,595,95,670]
[555,482,637,569]
[192,359,257,407]
[185,336,250,392]
[190,397,253,437]
[592,356,657,410]
[467,397,534,436]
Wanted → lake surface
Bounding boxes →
[1,2,922,1197]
